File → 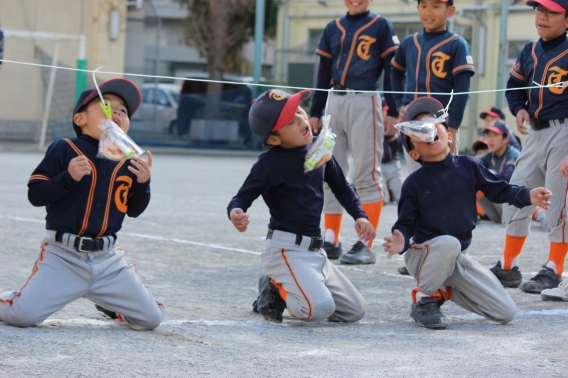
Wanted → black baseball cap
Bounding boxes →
[526,0,568,11]
[402,97,446,152]
[249,89,312,144]
[482,120,509,136]
[479,106,506,120]
[471,138,488,153]
[72,78,141,136]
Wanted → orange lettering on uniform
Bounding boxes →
[431,52,451,79]
[114,175,133,213]
[548,66,568,95]
[356,35,376,61]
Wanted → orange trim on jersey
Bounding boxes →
[535,47,568,119]
[280,248,312,320]
[391,58,406,71]
[29,175,50,181]
[97,160,126,238]
[335,19,347,70]
[369,95,382,196]
[413,33,422,99]
[316,48,332,59]
[340,15,380,86]
[529,41,539,110]
[380,45,398,59]
[452,64,474,74]
[63,138,97,236]
[425,34,457,95]
[0,243,46,306]
[510,70,525,82]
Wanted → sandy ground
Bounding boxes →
[0,149,567,377]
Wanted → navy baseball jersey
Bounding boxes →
[316,13,399,90]
[28,135,151,237]
[391,30,474,108]
[508,37,568,120]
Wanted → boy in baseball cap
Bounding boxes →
[0,78,164,330]
[479,106,522,151]
[228,89,374,323]
[383,97,551,329]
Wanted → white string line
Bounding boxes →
[1,58,566,97]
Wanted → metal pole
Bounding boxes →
[253,0,265,98]
[39,40,60,150]
[495,0,509,108]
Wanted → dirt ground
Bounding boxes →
[0,149,567,377]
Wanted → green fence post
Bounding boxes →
[76,59,87,100]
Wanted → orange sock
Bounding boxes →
[502,234,527,270]
[361,200,383,248]
[546,242,568,275]
[476,191,485,217]
[324,213,342,245]
[270,279,288,301]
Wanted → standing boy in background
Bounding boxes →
[490,0,568,294]
[309,0,400,264]
[391,0,474,173]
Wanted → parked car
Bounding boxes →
[130,83,180,134]
[176,73,254,146]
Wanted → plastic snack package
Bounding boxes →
[97,103,144,161]
[304,114,336,172]
[394,116,439,143]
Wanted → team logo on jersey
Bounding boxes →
[268,91,286,101]
[114,175,132,213]
[431,52,451,79]
[548,66,568,95]
[357,35,377,61]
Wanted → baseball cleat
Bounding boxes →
[338,241,375,264]
[255,275,286,323]
[540,279,568,301]
[398,266,410,275]
[489,261,522,288]
[519,266,561,294]
[323,241,342,260]
[95,304,118,319]
[410,297,448,329]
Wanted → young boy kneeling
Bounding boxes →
[228,89,374,323]
[383,97,551,329]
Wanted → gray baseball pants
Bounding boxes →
[380,160,404,203]
[0,230,164,330]
[323,91,384,213]
[405,235,517,323]
[261,230,366,322]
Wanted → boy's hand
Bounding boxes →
[68,155,92,181]
[397,105,406,123]
[529,187,552,209]
[515,109,530,135]
[382,229,405,259]
[309,117,322,133]
[355,218,376,242]
[230,208,250,232]
[560,156,568,179]
[129,150,152,183]
[384,115,399,135]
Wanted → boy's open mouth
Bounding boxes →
[427,135,439,145]
[302,126,311,138]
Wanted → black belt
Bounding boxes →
[266,229,324,251]
[332,85,363,95]
[55,231,115,252]
[530,119,551,131]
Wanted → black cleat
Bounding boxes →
[95,304,118,319]
[490,261,523,288]
[338,241,375,264]
[410,297,448,329]
[323,241,342,260]
[519,266,561,294]
[255,275,286,323]
[398,266,410,275]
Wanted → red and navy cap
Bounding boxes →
[471,138,488,153]
[482,120,509,136]
[402,97,446,152]
[526,0,568,11]
[249,89,312,144]
[479,106,506,120]
[72,78,141,136]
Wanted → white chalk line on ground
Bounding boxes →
[0,215,261,256]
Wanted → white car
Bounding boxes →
[130,83,180,134]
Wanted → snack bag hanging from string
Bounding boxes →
[92,69,144,161]
[304,89,336,172]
